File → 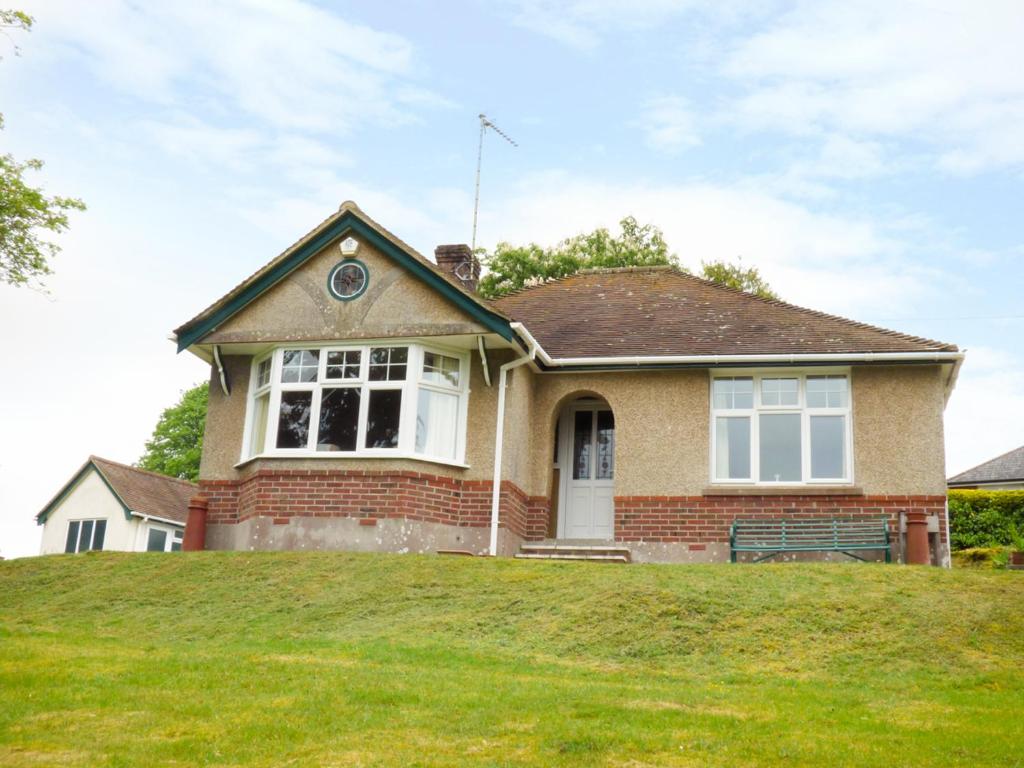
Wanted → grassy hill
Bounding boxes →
[1,553,1022,767]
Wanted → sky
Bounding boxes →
[1,0,1023,558]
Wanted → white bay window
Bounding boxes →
[711,372,851,484]
[243,343,469,465]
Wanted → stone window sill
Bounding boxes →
[702,486,864,497]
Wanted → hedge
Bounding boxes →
[947,490,1024,550]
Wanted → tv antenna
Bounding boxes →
[471,113,518,251]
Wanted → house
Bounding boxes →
[172,202,962,563]
[36,457,192,554]
[948,445,1024,490]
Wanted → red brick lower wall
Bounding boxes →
[615,494,947,544]
[199,470,550,540]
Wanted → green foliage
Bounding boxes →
[0,9,85,289]
[947,489,1024,550]
[477,216,779,301]
[137,382,209,481]
[700,258,779,300]
[952,547,1010,569]
[1,554,1023,766]
[477,216,676,298]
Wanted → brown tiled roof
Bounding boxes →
[948,444,1024,486]
[91,457,195,524]
[490,267,958,359]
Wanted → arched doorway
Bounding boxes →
[555,397,615,539]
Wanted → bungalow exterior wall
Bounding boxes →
[197,351,949,562]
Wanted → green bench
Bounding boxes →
[730,517,891,563]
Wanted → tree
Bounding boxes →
[138,383,209,481]
[700,258,779,300]
[477,217,778,300]
[477,216,675,299]
[1,10,85,289]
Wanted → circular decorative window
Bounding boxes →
[327,260,368,301]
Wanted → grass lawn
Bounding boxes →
[1,553,1022,767]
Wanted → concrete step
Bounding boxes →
[516,542,632,563]
[514,553,630,564]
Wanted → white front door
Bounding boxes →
[559,404,615,539]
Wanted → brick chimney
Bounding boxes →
[434,244,481,292]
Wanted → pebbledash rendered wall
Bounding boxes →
[192,223,950,561]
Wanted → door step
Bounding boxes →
[515,543,631,563]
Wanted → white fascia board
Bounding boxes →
[130,511,187,528]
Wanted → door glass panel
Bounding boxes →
[759,413,802,482]
[596,410,615,480]
[147,528,168,552]
[572,410,593,480]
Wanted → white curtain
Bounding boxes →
[416,388,458,459]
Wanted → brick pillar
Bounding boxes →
[905,511,930,565]
[183,495,208,551]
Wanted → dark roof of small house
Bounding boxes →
[36,456,195,525]
[947,445,1024,486]
[490,267,958,359]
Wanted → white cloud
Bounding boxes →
[722,0,1024,172]
[637,96,701,153]
[21,0,447,134]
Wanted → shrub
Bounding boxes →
[947,490,1024,550]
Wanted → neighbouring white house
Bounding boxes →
[36,456,193,554]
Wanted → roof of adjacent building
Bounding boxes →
[947,445,1024,487]
[36,456,196,525]
[490,266,958,359]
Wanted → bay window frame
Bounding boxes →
[240,341,470,466]
[709,369,853,486]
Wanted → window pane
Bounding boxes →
[317,388,360,451]
[416,388,459,459]
[276,391,313,449]
[281,349,318,383]
[811,415,846,479]
[715,417,751,479]
[761,377,798,406]
[806,375,848,408]
[171,531,183,552]
[572,410,593,480]
[325,350,361,380]
[759,413,801,482]
[596,410,615,480]
[422,352,461,387]
[78,520,94,553]
[147,528,167,552]
[65,521,80,553]
[369,347,407,381]
[256,358,272,388]
[249,392,269,456]
[365,390,402,448]
[92,520,106,551]
[713,377,753,409]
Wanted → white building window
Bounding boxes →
[65,519,106,553]
[711,372,851,484]
[146,526,184,552]
[243,343,470,465]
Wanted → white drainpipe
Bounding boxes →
[488,340,537,556]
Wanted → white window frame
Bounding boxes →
[65,518,106,553]
[240,341,471,467]
[709,369,853,486]
[144,524,184,552]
